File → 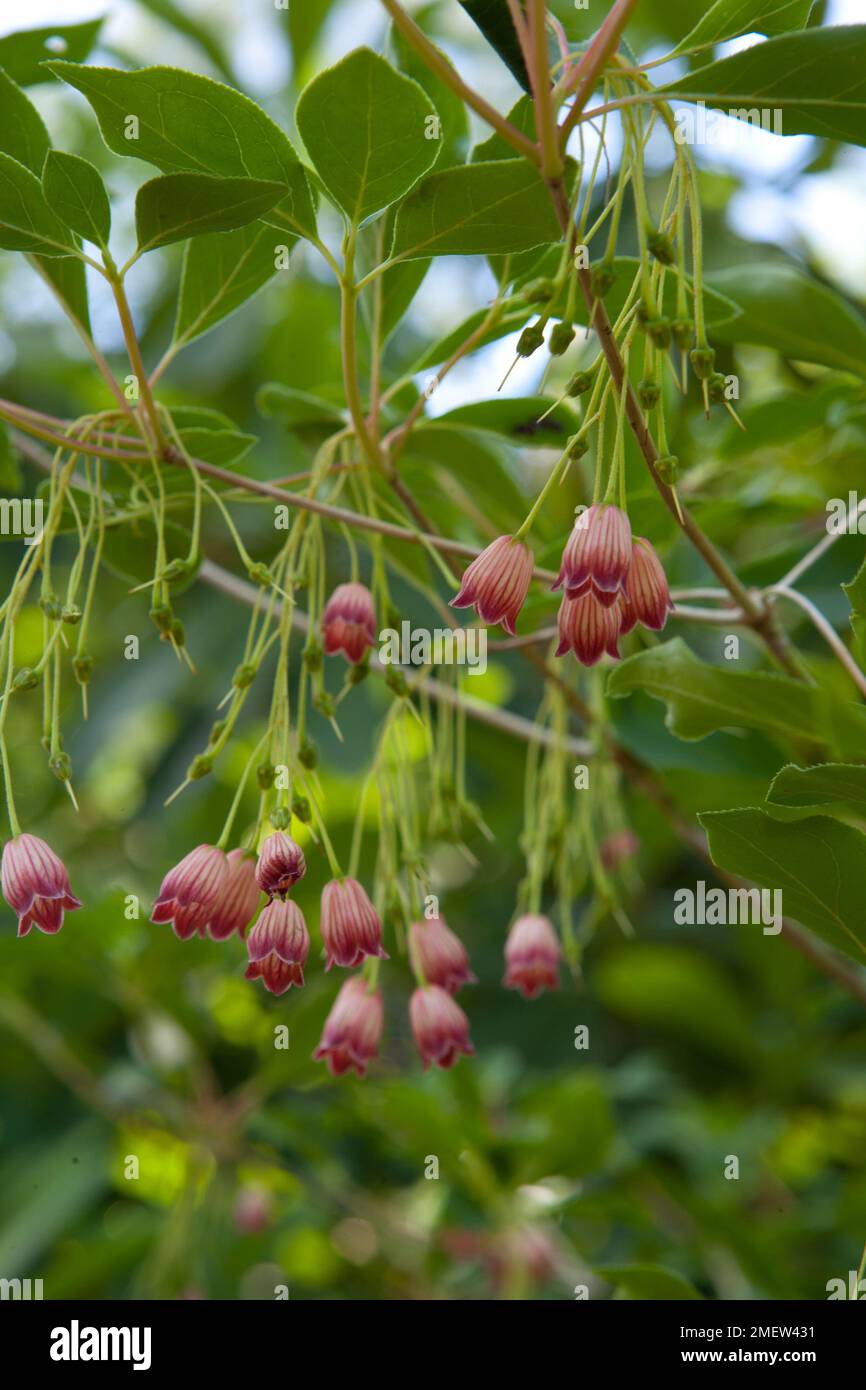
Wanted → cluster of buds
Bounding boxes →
[448,510,671,665]
[554,506,672,665]
[408,916,475,1069]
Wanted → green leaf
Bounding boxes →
[286,0,338,78]
[296,48,437,225]
[173,223,279,350]
[46,62,317,242]
[700,808,866,964]
[433,395,579,445]
[402,424,529,535]
[593,943,756,1062]
[472,96,536,163]
[458,0,531,91]
[767,762,866,813]
[29,252,90,334]
[391,29,470,169]
[842,555,866,666]
[42,150,110,248]
[176,427,256,467]
[134,173,286,254]
[708,263,866,377]
[0,151,77,256]
[0,69,50,173]
[391,159,561,261]
[0,19,102,86]
[598,1265,702,1301]
[661,26,866,147]
[673,0,814,56]
[257,383,345,431]
[607,637,866,755]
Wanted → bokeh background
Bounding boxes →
[1,0,866,1300]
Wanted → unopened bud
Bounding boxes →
[516,324,545,358]
[567,435,589,461]
[521,277,555,305]
[690,346,716,380]
[637,378,661,410]
[188,754,213,781]
[233,663,256,689]
[314,690,336,718]
[247,562,272,587]
[72,655,93,685]
[647,229,675,265]
[384,668,408,697]
[655,454,679,486]
[49,752,72,782]
[646,317,672,350]
[566,370,593,397]
[549,322,575,356]
[39,594,62,621]
[256,762,275,790]
[671,317,693,351]
[12,667,40,691]
[61,605,81,626]
[298,739,318,770]
[291,793,311,823]
[590,261,616,297]
[269,806,291,831]
[303,644,323,674]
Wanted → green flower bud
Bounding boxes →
[385,604,402,631]
[72,655,93,685]
[233,662,256,689]
[517,324,545,358]
[303,644,323,674]
[49,752,72,782]
[161,557,192,584]
[708,371,728,404]
[12,667,40,692]
[549,322,575,356]
[590,261,617,298]
[566,370,593,398]
[291,793,311,823]
[655,453,679,486]
[298,739,318,770]
[384,667,408,698]
[647,229,675,266]
[637,378,661,411]
[256,762,276,790]
[269,806,291,831]
[61,605,82,626]
[314,690,336,718]
[39,594,62,621]
[247,562,272,587]
[567,434,589,461]
[169,619,185,645]
[690,346,716,381]
[149,604,173,633]
[646,317,672,350]
[188,753,213,781]
[209,719,227,744]
[671,317,694,351]
[521,277,555,305]
[348,660,370,686]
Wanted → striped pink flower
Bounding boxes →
[555,591,621,665]
[206,848,261,940]
[626,538,673,631]
[409,917,476,995]
[450,534,534,636]
[151,844,228,941]
[320,876,388,970]
[313,976,384,1077]
[503,914,561,999]
[255,831,306,899]
[322,581,376,664]
[1,833,81,937]
[554,504,632,606]
[245,897,309,995]
[410,985,475,1070]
